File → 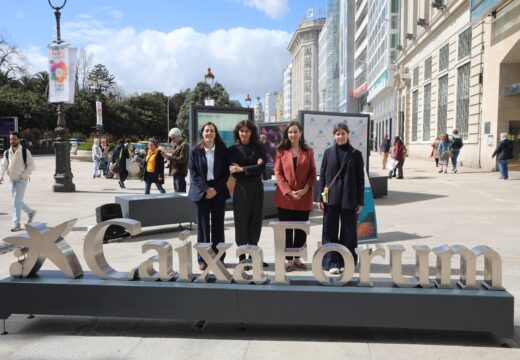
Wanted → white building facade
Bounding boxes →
[282,64,292,120]
[264,91,277,122]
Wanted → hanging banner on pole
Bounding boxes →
[48,44,77,104]
[96,101,103,126]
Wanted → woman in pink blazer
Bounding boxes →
[274,121,316,272]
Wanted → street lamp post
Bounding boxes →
[87,77,109,135]
[204,68,215,106]
[49,0,75,192]
[245,94,252,108]
[167,94,174,140]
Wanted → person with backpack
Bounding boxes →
[112,138,131,188]
[492,132,514,180]
[0,132,37,232]
[449,129,463,173]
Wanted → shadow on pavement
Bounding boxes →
[375,191,446,206]
[7,315,517,348]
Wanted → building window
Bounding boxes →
[424,57,432,80]
[458,27,472,60]
[304,81,311,92]
[456,62,470,135]
[304,46,311,55]
[412,90,419,142]
[304,94,311,106]
[304,57,311,67]
[413,66,419,87]
[423,83,431,141]
[439,44,449,72]
[391,34,398,48]
[304,68,311,80]
[437,75,448,135]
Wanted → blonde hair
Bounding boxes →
[93,138,100,146]
[500,132,508,140]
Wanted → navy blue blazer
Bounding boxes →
[188,143,230,202]
[319,143,365,209]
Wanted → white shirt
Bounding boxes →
[1,146,35,180]
[204,145,215,181]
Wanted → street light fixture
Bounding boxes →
[48,0,75,192]
[204,68,215,106]
[87,77,109,135]
[167,94,174,140]
[245,94,252,108]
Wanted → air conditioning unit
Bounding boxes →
[432,0,446,9]
[405,33,414,40]
[417,18,429,27]
[396,45,403,51]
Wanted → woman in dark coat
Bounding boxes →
[228,120,267,262]
[188,122,230,270]
[142,138,166,194]
[318,123,364,274]
[492,132,514,180]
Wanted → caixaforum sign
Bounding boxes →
[3,218,503,291]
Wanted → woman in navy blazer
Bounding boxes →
[188,122,230,270]
[318,122,364,275]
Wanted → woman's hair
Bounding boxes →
[500,132,508,140]
[233,120,259,144]
[93,138,100,146]
[452,129,459,135]
[276,121,308,151]
[442,133,449,142]
[169,127,182,139]
[197,121,226,148]
[333,122,350,135]
[148,137,159,147]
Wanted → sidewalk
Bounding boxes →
[0,153,519,359]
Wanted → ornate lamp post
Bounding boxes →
[245,94,252,108]
[204,68,215,106]
[167,94,174,139]
[48,0,75,192]
[87,77,109,135]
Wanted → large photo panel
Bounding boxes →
[259,122,289,164]
[190,106,254,147]
[299,111,370,175]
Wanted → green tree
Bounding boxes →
[176,81,234,136]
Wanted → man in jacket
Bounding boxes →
[492,132,514,180]
[0,132,37,232]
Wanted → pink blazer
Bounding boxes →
[274,147,316,211]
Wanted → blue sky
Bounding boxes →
[1,0,325,100]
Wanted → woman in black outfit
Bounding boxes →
[318,123,364,274]
[228,120,267,262]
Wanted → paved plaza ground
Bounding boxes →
[0,153,519,359]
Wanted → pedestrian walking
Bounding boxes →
[388,136,405,179]
[142,138,166,194]
[437,134,450,174]
[492,132,514,180]
[449,129,463,173]
[112,138,131,188]
[188,122,230,271]
[0,132,37,232]
[430,136,440,167]
[274,121,316,272]
[228,120,267,262]
[318,123,364,274]
[166,128,189,192]
[380,134,391,170]
[100,137,110,177]
[91,138,102,178]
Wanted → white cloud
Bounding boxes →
[26,19,292,101]
[22,45,48,74]
[242,0,289,19]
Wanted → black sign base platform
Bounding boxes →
[0,271,514,339]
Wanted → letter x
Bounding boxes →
[194,243,232,283]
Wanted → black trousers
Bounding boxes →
[322,205,358,269]
[195,194,226,265]
[173,174,187,192]
[277,207,310,260]
[233,177,263,247]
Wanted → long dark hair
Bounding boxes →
[197,121,226,149]
[333,122,350,144]
[233,120,259,144]
[276,121,308,151]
